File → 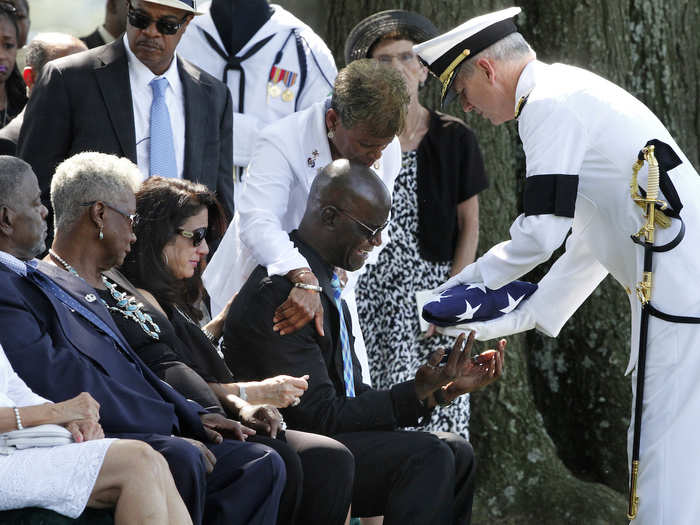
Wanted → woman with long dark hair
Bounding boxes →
[0,2,26,128]
[116,177,354,525]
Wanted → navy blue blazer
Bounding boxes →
[0,261,206,440]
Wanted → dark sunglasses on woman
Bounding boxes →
[177,227,207,247]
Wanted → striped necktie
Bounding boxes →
[149,77,177,178]
[329,273,355,397]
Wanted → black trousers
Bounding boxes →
[333,430,475,525]
[251,429,354,525]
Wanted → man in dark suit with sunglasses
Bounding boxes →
[17,0,234,239]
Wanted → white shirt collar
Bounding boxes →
[123,33,181,92]
[0,250,33,277]
[514,59,542,116]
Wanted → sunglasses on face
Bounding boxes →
[177,227,207,247]
[81,201,139,228]
[127,1,189,35]
[335,207,390,241]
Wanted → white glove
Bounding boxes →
[437,303,536,341]
[435,261,483,293]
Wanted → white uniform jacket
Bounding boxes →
[178,2,337,170]
[453,61,700,375]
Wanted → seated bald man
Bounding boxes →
[223,159,506,525]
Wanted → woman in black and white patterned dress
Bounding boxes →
[347,10,489,439]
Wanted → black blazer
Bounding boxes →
[0,108,22,155]
[223,231,430,436]
[17,38,234,218]
[0,261,207,440]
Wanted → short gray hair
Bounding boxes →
[51,152,142,232]
[457,32,533,79]
[0,156,34,209]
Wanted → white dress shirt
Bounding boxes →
[124,34,186,180]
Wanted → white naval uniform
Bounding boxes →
[203,100,402,385]
[448,60,700,525]
[177,2,337,181]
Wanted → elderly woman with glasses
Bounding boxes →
[345,11,489,442]
[204,58,407,387]
[94,176,352,525]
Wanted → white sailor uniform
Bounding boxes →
[449,60,700,525]
[203,99,402,385]
[177,2,337,179]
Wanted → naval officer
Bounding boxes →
[177,0,337,190]
[416,7,700,525]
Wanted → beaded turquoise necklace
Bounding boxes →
[48,250,161,340]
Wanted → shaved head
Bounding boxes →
[300,159,392,271]
[308,159,391,214]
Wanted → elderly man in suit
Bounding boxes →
[224,159,506,525]
[0,155,284,525]
[17,0,233,224]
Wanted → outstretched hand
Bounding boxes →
[414,332,475,401]
[441,338,506,403]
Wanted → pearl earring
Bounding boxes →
[98,227,104,241]
[327,129,335,140]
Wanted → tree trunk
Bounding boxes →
[279,0,700,522]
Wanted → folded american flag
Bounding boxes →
[422,281,538,327]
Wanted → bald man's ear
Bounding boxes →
[320,206,338,229]
[23,66,36,92]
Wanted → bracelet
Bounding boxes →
[433,388,453,407]
[202,328,218,343]
[12,407,23,430]
[238,384,247,402]
[293,282,322,293]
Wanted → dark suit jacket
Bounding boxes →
[0,260,206,440]
[17,38,234,218]
[80,28,107,50]
[0,108,22,155]
[223,231,430,436]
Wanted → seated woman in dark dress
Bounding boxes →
[110,177,354,525]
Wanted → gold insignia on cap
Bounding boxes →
[438,49,470,100]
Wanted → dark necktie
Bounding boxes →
[329,273,355,397]
[200,28,274,113]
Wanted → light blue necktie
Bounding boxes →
[149,77,177,178]
[330,273,355,397]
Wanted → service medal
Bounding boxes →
[282,89,294,102]
[267,82,282,98]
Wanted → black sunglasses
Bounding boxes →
[177,227,207,247]
[127,1,190,35]
[81,201,139,228]
[334,207,390,241]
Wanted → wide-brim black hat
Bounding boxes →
[344,10,439,65]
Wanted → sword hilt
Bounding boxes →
[627,460,640,519]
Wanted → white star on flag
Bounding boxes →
[431,290,453,303]
[499,293,525,314]
[466,282,487,293]
[456,299,481,321]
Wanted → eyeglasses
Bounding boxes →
[177,227,207,247]
[81,201,139,228]
[375,52,418,65]
[335,207,390,241]
[127,1,190,35]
